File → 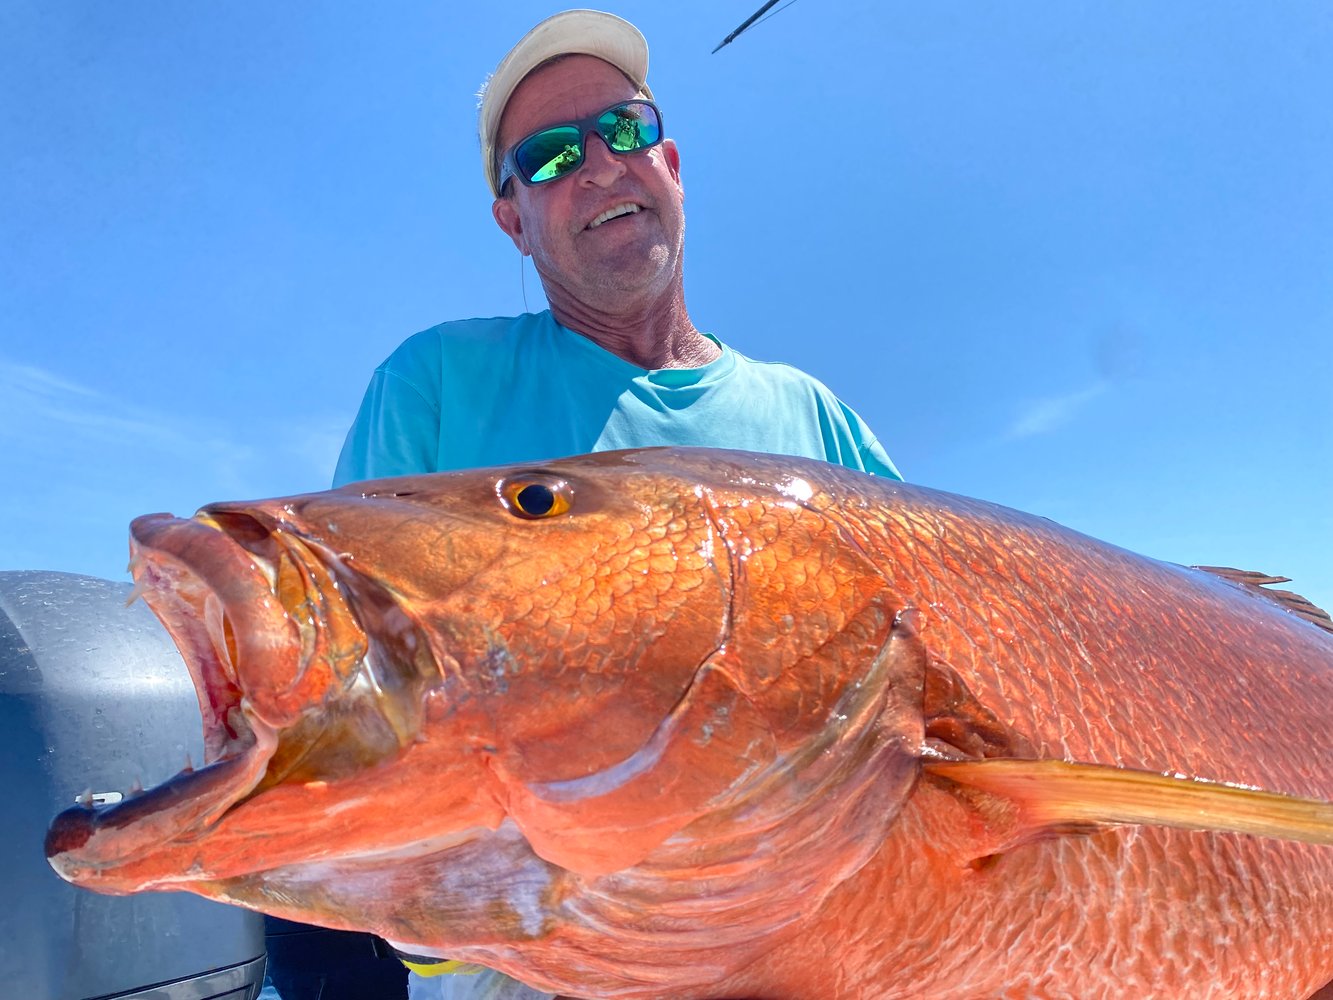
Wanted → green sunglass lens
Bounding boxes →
[598,104,660,153]
[517,127,583,183]
[510,104,661,185]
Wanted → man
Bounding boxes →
[334,8,898,487]
[328,10,901,999]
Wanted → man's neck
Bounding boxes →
[546,285,719,371]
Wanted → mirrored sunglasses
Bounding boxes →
[499,100,663,192]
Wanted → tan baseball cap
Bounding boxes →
[478,9,652,197]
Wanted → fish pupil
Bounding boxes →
[516,484,556,516]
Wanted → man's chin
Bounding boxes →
[575,249,675,293]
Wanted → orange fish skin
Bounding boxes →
[45,447,1333,999]
[706,462,1333,999]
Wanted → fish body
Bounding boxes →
[45,447,1333,998]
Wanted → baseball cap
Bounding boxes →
[478,9,652,197]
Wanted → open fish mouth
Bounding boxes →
[45,506,392,886]
[131,510,299,762]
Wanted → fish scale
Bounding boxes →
[45,447,1333,998]
[877,503,1323,790]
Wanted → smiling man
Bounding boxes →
[334,9,899,488]
[329,9,899,1000]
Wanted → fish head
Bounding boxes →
[46,448,927,985]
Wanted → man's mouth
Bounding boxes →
[587,203,642,229]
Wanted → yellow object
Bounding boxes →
[399,957,486,977]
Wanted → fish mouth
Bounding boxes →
[46,506,424,889]
[134,511,298,759]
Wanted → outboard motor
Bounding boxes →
[0,570,267,999]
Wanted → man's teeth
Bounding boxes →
[588,203,641,229]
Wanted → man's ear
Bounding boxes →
[662,138,683,197]
[492,197,531,255]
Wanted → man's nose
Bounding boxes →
[577,133,628,187]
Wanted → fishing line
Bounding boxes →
[748,0,800,34]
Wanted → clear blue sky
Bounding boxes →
[3,1,1331,614]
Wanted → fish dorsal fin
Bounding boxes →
[925,758,1333,847]
[1194,565,1333,634]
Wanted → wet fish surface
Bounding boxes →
[45,447,1333,998]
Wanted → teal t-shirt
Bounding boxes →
[333,311,900,487]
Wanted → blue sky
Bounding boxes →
[3,1,1331,614]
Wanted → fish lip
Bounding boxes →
[129,511,297,760]
[128,504,430,781]
[45,745,276,883]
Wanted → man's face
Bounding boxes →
[491,56,685,309]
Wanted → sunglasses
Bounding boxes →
[498,100,664,192]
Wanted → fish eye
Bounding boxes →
[499,476,572,520]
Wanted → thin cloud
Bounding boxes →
[0,358,248,462]
[0,359,349,578]
[0,361,101,400]
[0,358,340,494]
[1004,381,1109,441]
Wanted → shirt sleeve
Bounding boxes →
[857,435,903,481]
[833,398,903,481]
[333,366,442,487]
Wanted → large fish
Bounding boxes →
[46,447,1333,999]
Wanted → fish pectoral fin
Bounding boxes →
[924,758,1333,847]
